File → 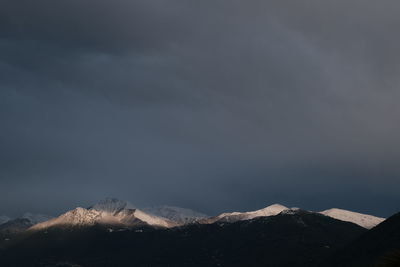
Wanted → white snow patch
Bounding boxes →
[319,208,385,229]
[132,209,175,227]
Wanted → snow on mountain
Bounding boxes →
[0,215,10,225]
[89,198,135,213]
[319,208,385,229]
[30,205,177,231]
[143,206,208,224]
[127,209,177,227]
[30,208,101,230]
[202,204,289,224]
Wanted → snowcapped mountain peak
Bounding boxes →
[143,206,208,224]
[30,205,177,231]
[90,198,135,213]
[0,215,10,225]
[319,208,385,229]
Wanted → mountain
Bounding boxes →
[0,209,366,267]
[0,216,10,225]
[0,199,391,266]
[319,208,385,229]
[0,218,33,235]
[201,203,288,223]
[0,213,52,235]
[143,205,208,224]
[325,211,400,266]
[30,199,178,231]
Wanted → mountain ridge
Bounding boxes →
[201,204,290,224]
[0,209,368,267]
[1,198,386,232]
[319,208,384,229]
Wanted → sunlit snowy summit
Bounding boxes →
[30,198,177,231]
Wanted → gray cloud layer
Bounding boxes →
[1,0,399,217]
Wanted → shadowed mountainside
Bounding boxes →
[326,212,400,267]
[0,210,365,267]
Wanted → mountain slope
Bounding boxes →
[320,208,385,229]
[201,204,288,223]
[0,213,52,235]
[0,209,366,267]
[0,218,33,235]
[326,211,400,266]
[143,206,207,224]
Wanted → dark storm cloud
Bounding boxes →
[1,0,399,217]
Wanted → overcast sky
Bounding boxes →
[1,0,400,217]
